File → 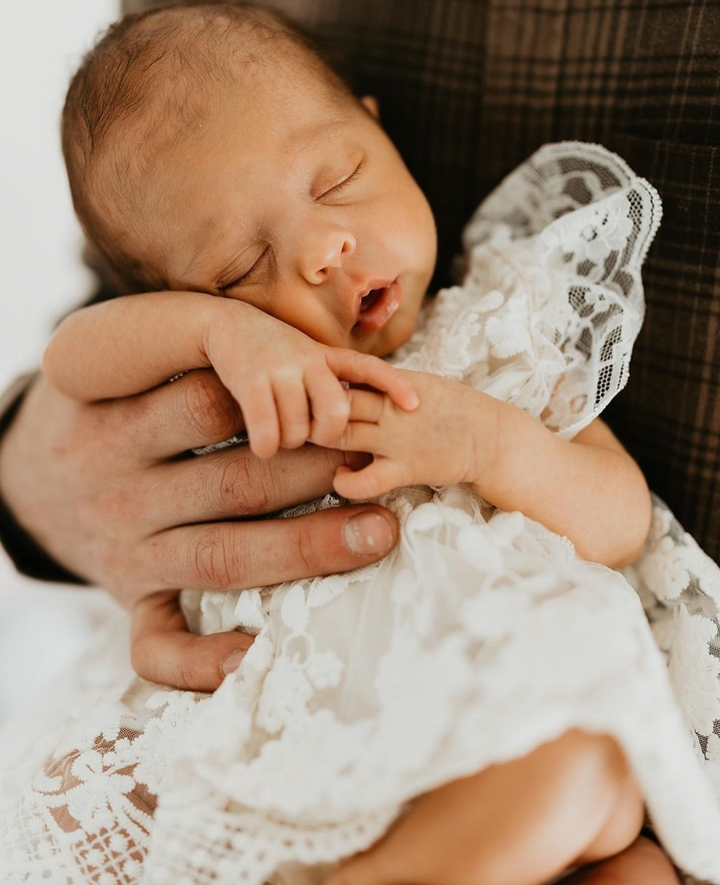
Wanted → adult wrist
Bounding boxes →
[0,373,86,584]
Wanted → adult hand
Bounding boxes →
[0,370,397,690]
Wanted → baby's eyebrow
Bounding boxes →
[283,117,350,154]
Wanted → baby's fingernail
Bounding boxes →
[221,648,247,675]
[343,511,394,556]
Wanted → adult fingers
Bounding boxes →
[139,444,350,531]
[145,504,398,592]
[131,590,255,691]
[98,369,245,461]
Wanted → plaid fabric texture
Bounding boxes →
[122,0,720,562]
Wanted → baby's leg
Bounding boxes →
[327,729,646,885]
[562,835,680,884]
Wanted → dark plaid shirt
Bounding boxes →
[2,0,718,578]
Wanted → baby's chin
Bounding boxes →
[361,313,418,357]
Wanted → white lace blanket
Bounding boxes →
[1,144,719,885]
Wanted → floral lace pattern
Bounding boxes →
[625,500,720,782]
[2,144,719,885]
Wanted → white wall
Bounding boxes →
[0,0,117,386]
[0,0,118,721]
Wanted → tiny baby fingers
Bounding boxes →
[326,350,419,411]
[333,458,409,499]
[306,367,351,446]
[237,376,281,458]
[272,373,311,449]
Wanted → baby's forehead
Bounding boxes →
[63,4,356,290]
[133,8,342,100]
[81,7,346,153]
[126,52,345,168]
[95,48,353,251]
[130,26,343,151]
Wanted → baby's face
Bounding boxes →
[123,59,437,356]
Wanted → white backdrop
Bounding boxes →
[0,0,119,721]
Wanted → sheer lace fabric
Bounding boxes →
[2,144,720,885]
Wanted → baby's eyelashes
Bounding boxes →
[316,158,366,201]
[218,247,270,293]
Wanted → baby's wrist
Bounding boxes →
[470,401,550,506]
[200,297,259,365]
[466,394,504,492]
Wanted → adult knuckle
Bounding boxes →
[184,371,240,441]
[293,522,321,573]
[193,526,244,590]
[176,649,205,691]
[211,455,270,515]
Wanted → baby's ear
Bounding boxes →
[361,95,380,119]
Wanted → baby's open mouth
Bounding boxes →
[360,288,384,313]
[354,280,402,333]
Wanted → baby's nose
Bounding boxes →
[300,228,356,284]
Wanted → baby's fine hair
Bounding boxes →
[62,1,353,291]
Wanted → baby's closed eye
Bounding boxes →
[316,158,365,201]
[218,247,271,293]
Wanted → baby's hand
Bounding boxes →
[203,305,419,458]
[330,371,499,498]
[43,291,418,461]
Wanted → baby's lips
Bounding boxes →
[354,279,403,332]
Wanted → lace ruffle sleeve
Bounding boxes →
[392,143,662,438]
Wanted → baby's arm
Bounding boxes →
[332,372,651,568]
[42,292,418,459]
